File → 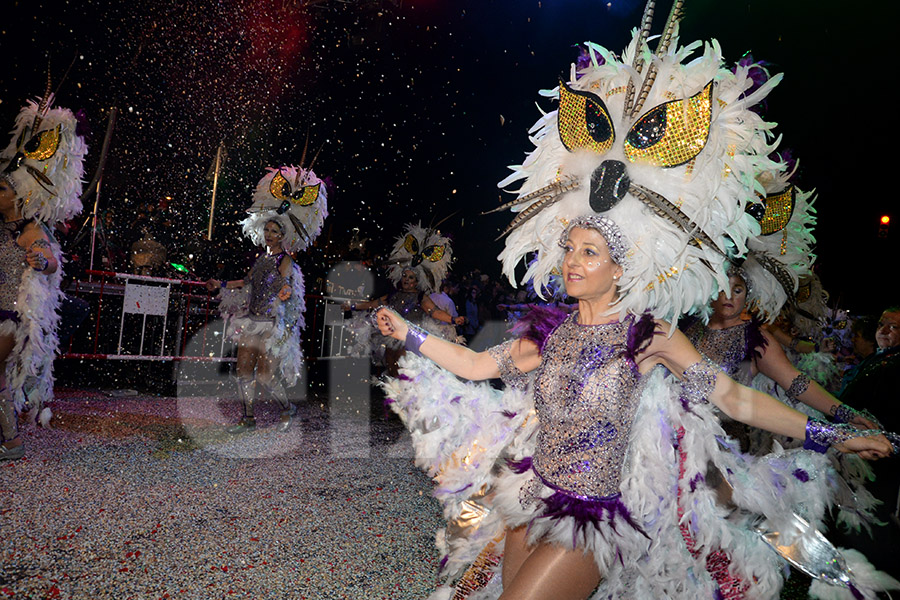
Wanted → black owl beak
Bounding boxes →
[410,254,424,267]
[589,160,630,212]
[276,200,291,215]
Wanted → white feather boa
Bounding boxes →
[6,228,64,426]
[383,356,896,599]
[218,263,306,386]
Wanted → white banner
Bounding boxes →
[123,282,170,316]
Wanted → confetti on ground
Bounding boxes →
[1,390,443,599]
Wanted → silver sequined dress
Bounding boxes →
[0,220,28,333]
[531,315,641,499]
[683,320,755,385]
[244,252,289,323]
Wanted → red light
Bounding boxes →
[881,215,891,225]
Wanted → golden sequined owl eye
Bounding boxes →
[23,125,62,161]
[403,234,419,255]
[421,245,445,263]
[623,82,713,167]
[293,183,321,206]
[558,79,615,155]
[756,186,795,235]
[269,171,292,201]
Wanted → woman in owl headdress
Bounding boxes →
[374,2,898,598]
[206,164,325,434]
[683,173,880,438]
[677,174,889,594]
[0,94,87,461]
[344,222,465,376]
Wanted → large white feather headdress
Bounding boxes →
[740,166,818,323]
[491,1,788,324]
[241,165,328,253]
[0,95,87,224]
[386,222,453,294]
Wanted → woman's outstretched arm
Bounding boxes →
[641,322,893,460]
[376,306,540,380]
[755,329,878,428]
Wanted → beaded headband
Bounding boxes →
[559,215,629,265]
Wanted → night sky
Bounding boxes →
[2,0,893,314]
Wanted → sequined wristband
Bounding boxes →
[786,373,811,400]
[405,324,428,356]
[32,253,49,272]
[803,419,831,453]
[831,404,859,425]
[679,360,719,409]
[804,418,883,454]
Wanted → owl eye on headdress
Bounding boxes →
[492,0,788,323]
[738,173,818,323]
[0,93,87,224]
[241,164,328,253]
[387,223,452,293]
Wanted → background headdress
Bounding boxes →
[740,163,818,322]
[241,164,328,253]
[0,95,87,224]
[490,1,787,324]
[386,222,452,294]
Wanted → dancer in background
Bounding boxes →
[207,164,327,433]
[344,222,464,376]
[0,94,87,460]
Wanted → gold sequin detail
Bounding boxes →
[758,186,794,235]
[403,234,418,255]
[644,264,689,290]
[24,125,61,161]
[624,82,713,167]
[558,80,615,155]
[269,171,291,200]
[422,244,445,262]
[293,182,320,206]
[451,537,504,600]
[606,85,627,96]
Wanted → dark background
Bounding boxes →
[3,0,893,314]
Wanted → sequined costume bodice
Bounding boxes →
[532,314,641,499]
[246,253,288,320]
[387,290,426,323]
[684,320,753,384]
[0,220,28,315]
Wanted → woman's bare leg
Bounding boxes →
[501,525,532,586]
[499,540,601,600]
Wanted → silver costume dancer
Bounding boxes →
[209,164,327,433]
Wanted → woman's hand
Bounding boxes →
[833,433,893,460]
[278,285,292,301]
[25,248,50,272]
[376,307,408,341]
[205,278,221,292]
[452,316,467,326]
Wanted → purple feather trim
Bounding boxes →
[792,468,810,483]
[537,490,650,551]
[506,456,533,474]
[626,312,657,361]
[510,305,569,354]
[397,373,412,382]
[745,317,768,361]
